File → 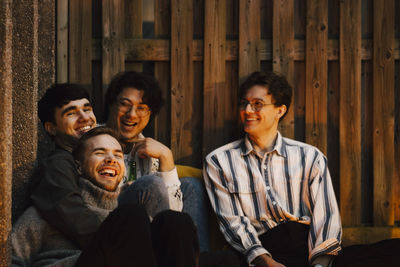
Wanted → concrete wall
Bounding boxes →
[0,0,55,263]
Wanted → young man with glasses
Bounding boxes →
[104,71,209,251]
[204,72,342,267]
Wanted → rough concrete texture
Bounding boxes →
[37,0,55,162]
[11,0,39,222]
[0,0,13,265]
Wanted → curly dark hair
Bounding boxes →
[239,71,292,121]
[38,83,90,125]
[103,71,165,121]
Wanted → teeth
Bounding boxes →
[122,121,138,127]
[99,168,116,177]
[78,125,91,132]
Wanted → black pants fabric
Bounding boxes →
[75,204,199,267]
[232,221,400,267]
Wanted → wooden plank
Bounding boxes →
[203,0,226,157]
[102,0,125,90]
[305,0,328,154]
[294,61,305,142]
[373,0,395,226]
[171,0,194,164]
[125,0,142,72]
[328,61,340,203]
[339,0,362,226]
[92,38,399,62]
[57,0,68,82]
[69,0,92,89]
[273,0,294,139]
[154,0,171,147]
[343,227,400,246]
[238,0,260,83]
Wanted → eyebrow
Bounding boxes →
[61,102,92,116]
[119,97,144,104]
[92,147,123,154]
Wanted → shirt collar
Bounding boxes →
[241,132,286,158]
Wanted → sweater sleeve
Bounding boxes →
[155,167,183,211]
[30,149,103,249]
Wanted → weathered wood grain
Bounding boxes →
[339,0,362,226]
[373,0,395,226]
[305,0,328,154]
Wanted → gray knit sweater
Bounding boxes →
[11,178,119,267]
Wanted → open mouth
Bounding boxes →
[76,125,92,134]
[98,167,119,178]
[121,120,138,127]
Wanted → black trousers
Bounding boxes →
[233,221,400,267]
[75,204,199,267]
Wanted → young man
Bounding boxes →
[30,83,101,248]
[104,71,208,251]
[13,127,200,267]
[204,72,341,267]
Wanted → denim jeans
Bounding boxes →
[118,175,209,252]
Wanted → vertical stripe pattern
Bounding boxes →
[203,132,342,264]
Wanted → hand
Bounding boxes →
[252,254,286,267]
[132,137,175,172]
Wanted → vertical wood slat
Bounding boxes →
[57,0,68,82]
[102,0,125,91]
[373,0,395,226]
[203,0,226,157]
[272,0,294,139]
[69,0,92,88]
[305,0,328,154]
[339,0,362,226]
[154,0,171,146]
[125,0,143,72]
[171,0,194,164]
[238,0,260,82]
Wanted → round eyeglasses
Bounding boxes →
[239,99,275,112]
[117,100,151,117]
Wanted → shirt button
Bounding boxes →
[272,201,276,205]
[266,186,270,190]
[263,165,267,169]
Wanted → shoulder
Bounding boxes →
[205,139,244,163]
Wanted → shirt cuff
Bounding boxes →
[156,167,180,187]
[309,238,341,263]
[246,245,271,266]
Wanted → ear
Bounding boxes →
[44,122,57,136]
[75,160,83,175]
[276,105,287,120]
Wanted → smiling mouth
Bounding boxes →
[76,125,92,133]
[121,121,138,127]
[98,167,118,177]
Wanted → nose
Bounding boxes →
[105,153,117,164]
[78,109,90,121]
[244,102,253,113]
[125,106,138,118]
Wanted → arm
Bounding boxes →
[203,155,271,265]
[133,138,182,211]
[307,154,342,263]
[30,150,103,248]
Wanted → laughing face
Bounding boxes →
[46,98,96,150]
[106,87,151,145]
[79,134,125,192]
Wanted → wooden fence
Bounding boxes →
[57,0,400,238]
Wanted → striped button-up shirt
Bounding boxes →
[203,132,342,265]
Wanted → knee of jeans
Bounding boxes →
[136,175,168,194]
[180,177,205,197]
